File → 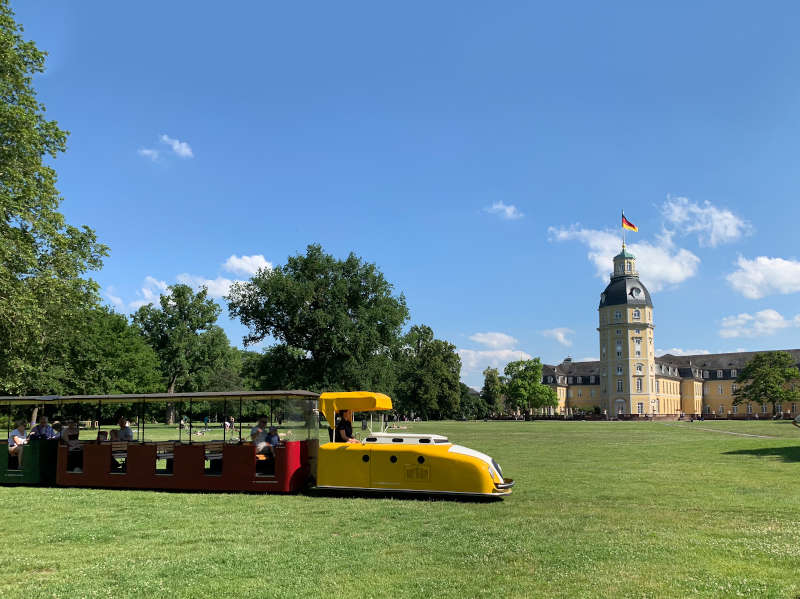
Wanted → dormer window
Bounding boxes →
[731,369,737,378]
[626,262,631,272]
[717,370,723,378]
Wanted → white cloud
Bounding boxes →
[726,256,800,299]
[541,327,575,347]
[468,332,518,349]
[719,309,800,338]
[137,148,159,161]
[577,356,599,362]
[129,276,168,309]
[457,349,533,376]
[662,196,751,247]
[548,225,700,292]
[160,134,194,158]
[223,254,272,277]
[176,273,238,298]
[655,348,711,357]
[104,286,124,309]
[484,201,523,220]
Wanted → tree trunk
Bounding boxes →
[165,376,178,424]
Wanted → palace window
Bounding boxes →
[747,403,752,414]
[718,385,723,395]
[717,370,723,378]
[636,364,643,374]
[578,390,582,397]
[626,262,631,272]
[761,404,767,414]
[617,380,623,392]
[590,375,595,383]
[614,311,622,321]
[705,405,711,414]
[636,378,643,392]
[732,405,738,414]
[567,390,572,398]
[718,405,723,414]
[616,365,623,375]
[633,309,641,320]
[731,369,737,378]
[568,377,573,384]
[590,389,595,398]
[703,371,709,379]
[656,380,660,393]
[616,329,621,336]
[637,402,644,414]
[602,346,606,357]
[777,403,783,413]
[793,403,797,414]
[732,383,737,393]
[634,329,640,334]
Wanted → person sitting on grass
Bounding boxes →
[335,410,359,443]
[250,417,275,457]
[8,420,28,467]
[29,415,55,440]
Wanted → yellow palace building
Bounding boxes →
[542,244,800,418]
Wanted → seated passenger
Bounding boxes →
[51,421,63,440]
[266,426,280,448]
[335,410,359,443]
[29,415,54,440]
[8,420,28,467]
[250,417,275,457]
[62,421,82,472]
[115,417,134,442]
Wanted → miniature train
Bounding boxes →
[1,391,513,498]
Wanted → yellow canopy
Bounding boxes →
[319,391,393,428]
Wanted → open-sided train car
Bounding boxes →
[0,390,513,497]
[1,395,59,485]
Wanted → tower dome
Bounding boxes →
[599,246,652,308]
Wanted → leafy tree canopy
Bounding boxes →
[480,366,504,412]
[227,244,409,392]
[503,358,558,413]
[132,284,229,395]
[395,325,461,419]
[733,351,800,412]
[0,1,107,393]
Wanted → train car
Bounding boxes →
[315,391,514,497]
[1,390,513,498]
[1,396,59,485]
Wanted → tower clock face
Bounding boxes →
[629,287,642,298]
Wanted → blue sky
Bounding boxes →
[14,1,800,388]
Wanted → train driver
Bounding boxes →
[335,410,359,443]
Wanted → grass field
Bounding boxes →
[1,420,800,598]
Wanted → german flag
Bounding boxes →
[622,213,638,232]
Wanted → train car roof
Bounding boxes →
[0,390,319,405]
[319,391,393,428]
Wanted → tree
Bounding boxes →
[733,351,800,415]
[0,2,108,393]
[480,367,504,414]
[459,383,488,419]
[503,358,558,414]
[227,244,409,392]
[132,284,230,422]
[395,325,461,419]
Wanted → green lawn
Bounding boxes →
[2,420,799,598]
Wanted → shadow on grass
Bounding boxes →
[307,487,506,503]
[724,445,800,463]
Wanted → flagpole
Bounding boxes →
[621,210,626,248]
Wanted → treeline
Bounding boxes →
[0,3,553,422]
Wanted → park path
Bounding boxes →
[662,422,775,439]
